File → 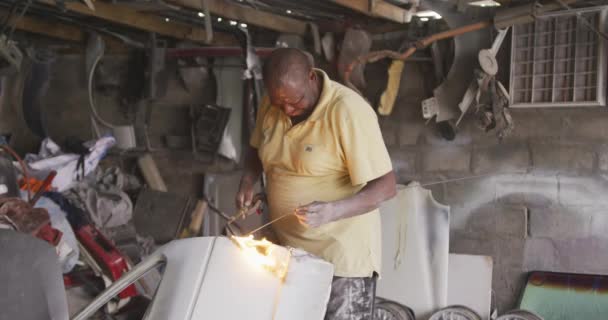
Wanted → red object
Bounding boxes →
[19,177,53,193]
[76,225,137,298]
[63,269,98,288]
[30,170,57,206]
[36,224,63,246]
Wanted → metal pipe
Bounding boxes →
[73,253,167,320]
[167,46,275,58]
[202,0,213,44]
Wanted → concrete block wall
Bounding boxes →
[375,63,608,312]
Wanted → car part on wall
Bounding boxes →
[242,26,264,121]
[418,0,492,123]
[86,33,136,150]
[21,48,55,138]
[339,28,373,91]
[190,104,231,157]
[321,32,335,62]
[212,57,242,161]
[344,18,491,102]
[455,27,513,140]
[145,33,169,101]
[509,7,607,108]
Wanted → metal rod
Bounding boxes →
[417,173,496,187]
[245,173,499,236]
[246,213,294,236]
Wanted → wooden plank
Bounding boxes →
[168,0,308,35]
[3,11,127,52]
[331,0,410,23]
[39,0,237,45]
[13,14,83,42]
[371,0,410,23]
[330,0,369,14]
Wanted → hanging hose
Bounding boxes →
[343,20,492,94]
[87,34,116,131]
[0,145,31,202]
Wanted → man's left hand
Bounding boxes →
[295,201,339,228]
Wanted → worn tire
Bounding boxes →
[429,305,482,320]
[374,298,416,320]
[497,309,544,320]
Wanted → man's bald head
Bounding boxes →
[263,48,313,89]
[263,48,321,119]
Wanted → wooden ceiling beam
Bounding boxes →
[39,0,237,45]
[2,11,128,52]
[168,0,308,35]
[331,0,412,23]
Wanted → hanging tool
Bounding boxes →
[456,26,513,140]
[86,32,136,149]
[456,26,509,126]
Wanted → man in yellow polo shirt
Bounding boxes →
[236,48,396,320]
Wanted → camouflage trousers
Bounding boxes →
[325,274,377,320]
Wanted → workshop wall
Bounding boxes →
[0,54,226,196]
[4,51,606,314]
[374,61,608,312]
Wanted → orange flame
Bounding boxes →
[231,235,290,279]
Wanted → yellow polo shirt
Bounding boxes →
[250,69,392,277]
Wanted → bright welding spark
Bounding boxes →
[286,9,292,14]
[198,12,205,17]
[165,18,170,22]
[217,17,223,22]
[231,235,290,279]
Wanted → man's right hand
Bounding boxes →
[236,176,255,209]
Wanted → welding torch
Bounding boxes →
[205,194,265,236]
